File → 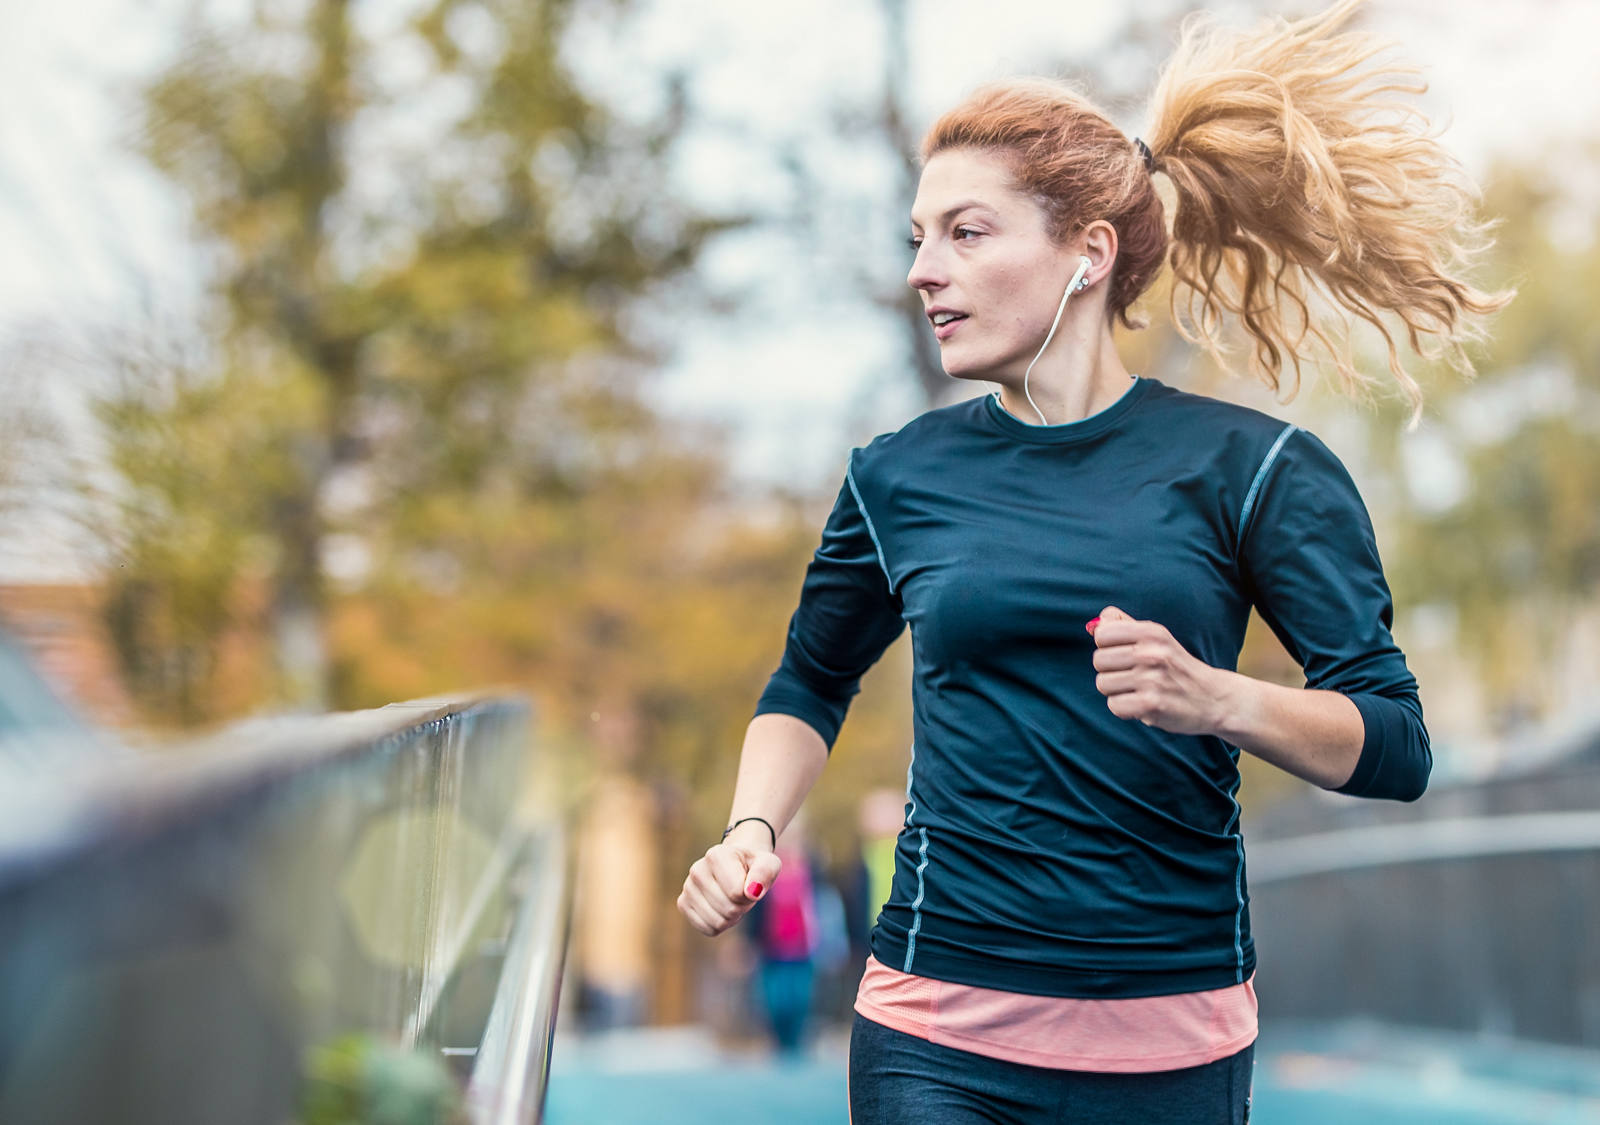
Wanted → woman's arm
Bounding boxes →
[1231,426,1433,802]
[678,714,830,939]
[1090,603,1428,800]
[1094,421,1434,802]
[722,713,829,852]
[1207,669,1362,790]
[1089,606,1361,789]
[680,453,905,937]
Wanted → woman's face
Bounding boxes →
[907,148,1083,383]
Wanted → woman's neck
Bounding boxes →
[993,334,1135,426]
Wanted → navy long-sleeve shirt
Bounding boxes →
[754,375,1431,999]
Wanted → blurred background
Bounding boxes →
[3,0,1599,1121]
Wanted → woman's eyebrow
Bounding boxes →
[909,201,996,229]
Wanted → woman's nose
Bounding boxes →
[907,246,944,293]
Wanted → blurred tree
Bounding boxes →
[95,331,285,723]
[96,0,750,725]
[92,3,894,1021]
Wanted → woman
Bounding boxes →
[676,1,1510,1121]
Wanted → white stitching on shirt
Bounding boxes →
[1237,423,1298,553]
[902,739,930,972]
[1226,768,1246,983]
[904,828,930,972]
[846,457,897,595]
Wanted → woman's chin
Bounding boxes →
[938,354,1000,383]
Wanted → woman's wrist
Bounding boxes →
[722,816,778,852]
[1206,667,1260,746]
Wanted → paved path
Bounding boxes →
[545,1020,1600,1124]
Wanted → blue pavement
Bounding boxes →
[545,1020,1600,1124]
[546,1023,846,1125]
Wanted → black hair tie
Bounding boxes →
[722,816,777,851]
[1133,136,1156,174]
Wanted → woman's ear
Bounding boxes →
[1082,220,1119,279]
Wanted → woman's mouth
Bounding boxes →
[932,314,968,340]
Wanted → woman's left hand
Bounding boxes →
[1087,605,1225,736]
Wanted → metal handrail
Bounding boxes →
[467,822,574,1124]
[1249,810,1600,883]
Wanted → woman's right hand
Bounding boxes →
[677,838,784,937]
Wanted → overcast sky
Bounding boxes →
[4,0,1600,581]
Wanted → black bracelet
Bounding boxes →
[722,816,777,851]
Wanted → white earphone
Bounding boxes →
[1017,256,1093,425]
[1071,255,1093,291]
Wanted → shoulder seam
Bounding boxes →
[845,455,897,595]
[1237,422,1299,554]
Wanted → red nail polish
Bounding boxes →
[747,882,763,898]
[1086,617,1101,634]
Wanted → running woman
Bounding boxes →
[677,1,1511,1121]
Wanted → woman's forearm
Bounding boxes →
[1208,668,1364,790]
[678,713,829,937]
[721,712,830,851]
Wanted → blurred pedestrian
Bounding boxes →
[745,812,822,1057]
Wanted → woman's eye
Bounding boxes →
[906,228,980,252]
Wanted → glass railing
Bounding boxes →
[0,694,571,1124]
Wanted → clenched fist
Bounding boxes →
[677,838,784,937]
[1088,604,1226,735]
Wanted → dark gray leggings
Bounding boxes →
[848,1011,1253,1125]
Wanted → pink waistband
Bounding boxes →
[853,953,1257,1073]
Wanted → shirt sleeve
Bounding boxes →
[1237,427,1432,802]
[752,454,907,753]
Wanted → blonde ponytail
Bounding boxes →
[1145,0,1514,427]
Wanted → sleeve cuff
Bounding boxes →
[1335,692,1431,802]
[752,691,844,754]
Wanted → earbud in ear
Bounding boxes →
[1077,256,1092,290]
